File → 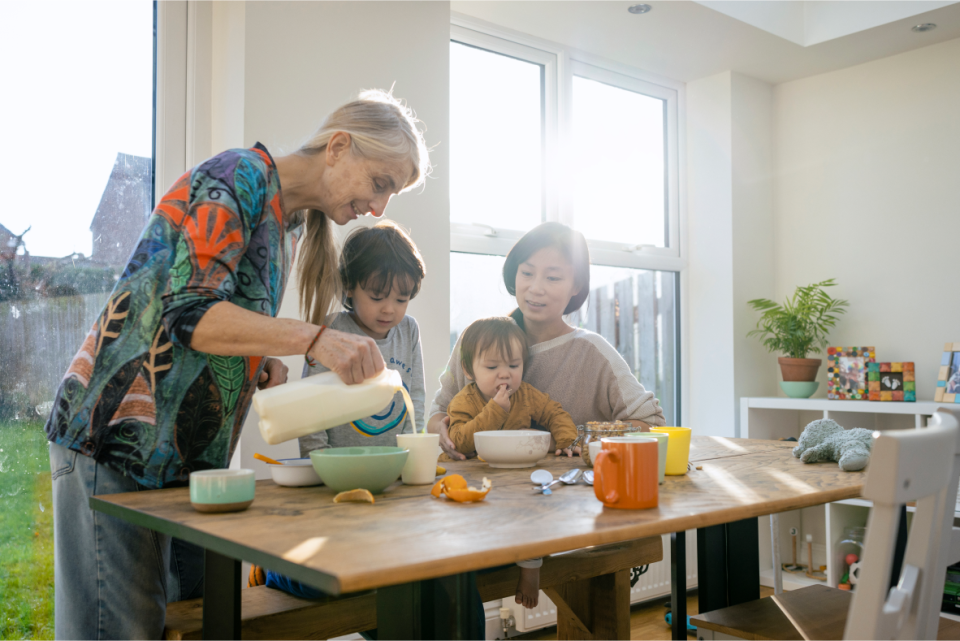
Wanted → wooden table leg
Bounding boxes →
[377,573,478,640]
[545,568,630,640]
[202,549,241,640]
[378,582,422,640]
[671,532,687,640]
[726,518,760,606]
[697,525,728,613]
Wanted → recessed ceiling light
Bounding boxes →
[628,4,652,15]
[912,23,937,32]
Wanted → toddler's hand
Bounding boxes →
[493,384,511,413]
[555,447,575,457]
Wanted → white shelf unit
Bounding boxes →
[743,398,953,603]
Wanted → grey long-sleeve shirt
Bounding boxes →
[298,312,425,456]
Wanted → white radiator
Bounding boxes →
[491,532,699,638]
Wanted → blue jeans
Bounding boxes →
[50,443,205,640]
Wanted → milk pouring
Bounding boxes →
[254,368,414,445]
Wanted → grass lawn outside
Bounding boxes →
[0,421,54,640]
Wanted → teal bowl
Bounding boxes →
[780,381,819,399]
[310,446,409,494]
[189,469,256,513]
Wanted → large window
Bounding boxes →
[450,21,683,424]
[0,2,157,636]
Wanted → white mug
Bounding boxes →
[396,433,440,485]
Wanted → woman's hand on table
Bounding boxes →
[257,358,289,390]
[309,328,385,384]
[429,414,466,461]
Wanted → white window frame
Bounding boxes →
[449,14,686,273]
[157,0,220,196]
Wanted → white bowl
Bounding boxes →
[474,430,551,468]
[268,458,323,487]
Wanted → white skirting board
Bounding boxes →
[489,532,699,638]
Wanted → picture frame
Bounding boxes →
[935,342,960,404]
[867,362,915,402]
[827,346,876,400]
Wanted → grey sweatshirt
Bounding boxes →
[298,313,425,456]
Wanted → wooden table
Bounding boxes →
[90,437,863,640]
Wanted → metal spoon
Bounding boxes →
[583,470,594,486]
[535,468,582,493]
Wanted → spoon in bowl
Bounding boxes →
[254,453,283,466]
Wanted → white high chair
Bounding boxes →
[846,407,960,640]
[693,408,960,641]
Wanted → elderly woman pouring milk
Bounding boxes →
[43,90,430,640]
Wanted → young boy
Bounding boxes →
[298,219,427,455]
[447,317,578,608]
[257,220,427,598]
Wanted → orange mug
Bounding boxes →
[593,437,658,509]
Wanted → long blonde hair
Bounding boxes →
[295,89,430,326]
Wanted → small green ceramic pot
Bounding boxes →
[780,381,819,399]
[189,469,256,513]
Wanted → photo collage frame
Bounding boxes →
[827,347,875,400]
[936,342,960,404]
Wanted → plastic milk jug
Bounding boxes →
[253,368,404,445]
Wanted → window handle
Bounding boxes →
[470,223,498,237]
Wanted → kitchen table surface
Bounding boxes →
[90,436,862,596]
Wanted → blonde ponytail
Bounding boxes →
[297,210,340,326]
[294,88,430,326]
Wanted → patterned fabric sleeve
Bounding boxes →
[161,155,268,348]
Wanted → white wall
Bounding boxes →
[773,37,960,403]
[687,71,777,436]
[204,1,451,472]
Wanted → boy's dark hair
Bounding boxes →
[339,220,426,310]
[460,317,529,379]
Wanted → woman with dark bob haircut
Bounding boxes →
[428,222,665,460]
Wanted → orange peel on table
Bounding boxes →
[436,465,446,476]
[430,474,492,502]
[333,489,375,504]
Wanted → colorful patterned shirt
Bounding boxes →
[45,144,301,488]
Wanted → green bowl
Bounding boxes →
[310,446,409,494]
[780,381,819,399]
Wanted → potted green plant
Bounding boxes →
[748,279,848,398]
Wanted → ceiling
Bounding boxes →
[451,0,960,85]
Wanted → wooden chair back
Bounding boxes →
[845,409,960,640]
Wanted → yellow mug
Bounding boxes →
[649,427,692,475]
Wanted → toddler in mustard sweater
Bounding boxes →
[448,317,578,457]
[447,317,579,608]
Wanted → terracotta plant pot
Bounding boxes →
[778,357,822,382]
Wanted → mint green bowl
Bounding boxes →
[189,469,256,513]
[310,446,409,494]
[780,381,819,399]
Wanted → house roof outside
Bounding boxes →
[90,153,152,232]
[89,152,152,266]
